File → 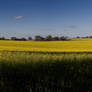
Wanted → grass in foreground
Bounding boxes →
[0,51,92,92]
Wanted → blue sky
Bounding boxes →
[0,0,92,38]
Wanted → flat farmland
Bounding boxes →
[0,38,92,52]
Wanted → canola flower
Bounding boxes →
[0,38,92,52]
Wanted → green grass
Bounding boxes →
[0,51,92,92]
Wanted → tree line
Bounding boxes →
[76,36,92,38]
[0,35,69,41]
[1,35,92,41]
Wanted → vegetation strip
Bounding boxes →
[0,52,92,92]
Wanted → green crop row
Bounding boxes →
[0,52,92,92]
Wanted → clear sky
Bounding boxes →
[0,0,92,38]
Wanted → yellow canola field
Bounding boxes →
[0,38,92,52]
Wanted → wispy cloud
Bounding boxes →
[65,24,77,29]
[39,28,56,31]
[14,16,24,20]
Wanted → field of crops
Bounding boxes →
[0,38,92,52]
[0,51,92,92]
[1,39,92,92]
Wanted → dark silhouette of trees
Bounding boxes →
[45,35,53,41]
[4,35,70,41]
[0,37,6,40]
[60,36,68,40]
[34,35,68,41]
[76,36,92,38]
[11,37,17,40]
[19,37,26,41]
[35,35,45,41]
[76,36,80,38]
[88,36,92,38]
[28,37,32,40]
[53,36,60,41]
[11,37,26,41]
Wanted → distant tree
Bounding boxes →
[60,36,68,41]
[45,35,53,41]
[11,37,26,41]
[11,37,17,40]
[89,36,92,38]
[0,37,5,40]
[28,37,32,40]
[35,35,40,41]
[40,37,45,41]
[35,35,44,41]
[19,37,26,41]
[76,36,80,38]
[85,36,88,38]
[53,36,60,41]
[10,35,70,41]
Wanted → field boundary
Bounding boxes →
[1,50,92,54]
